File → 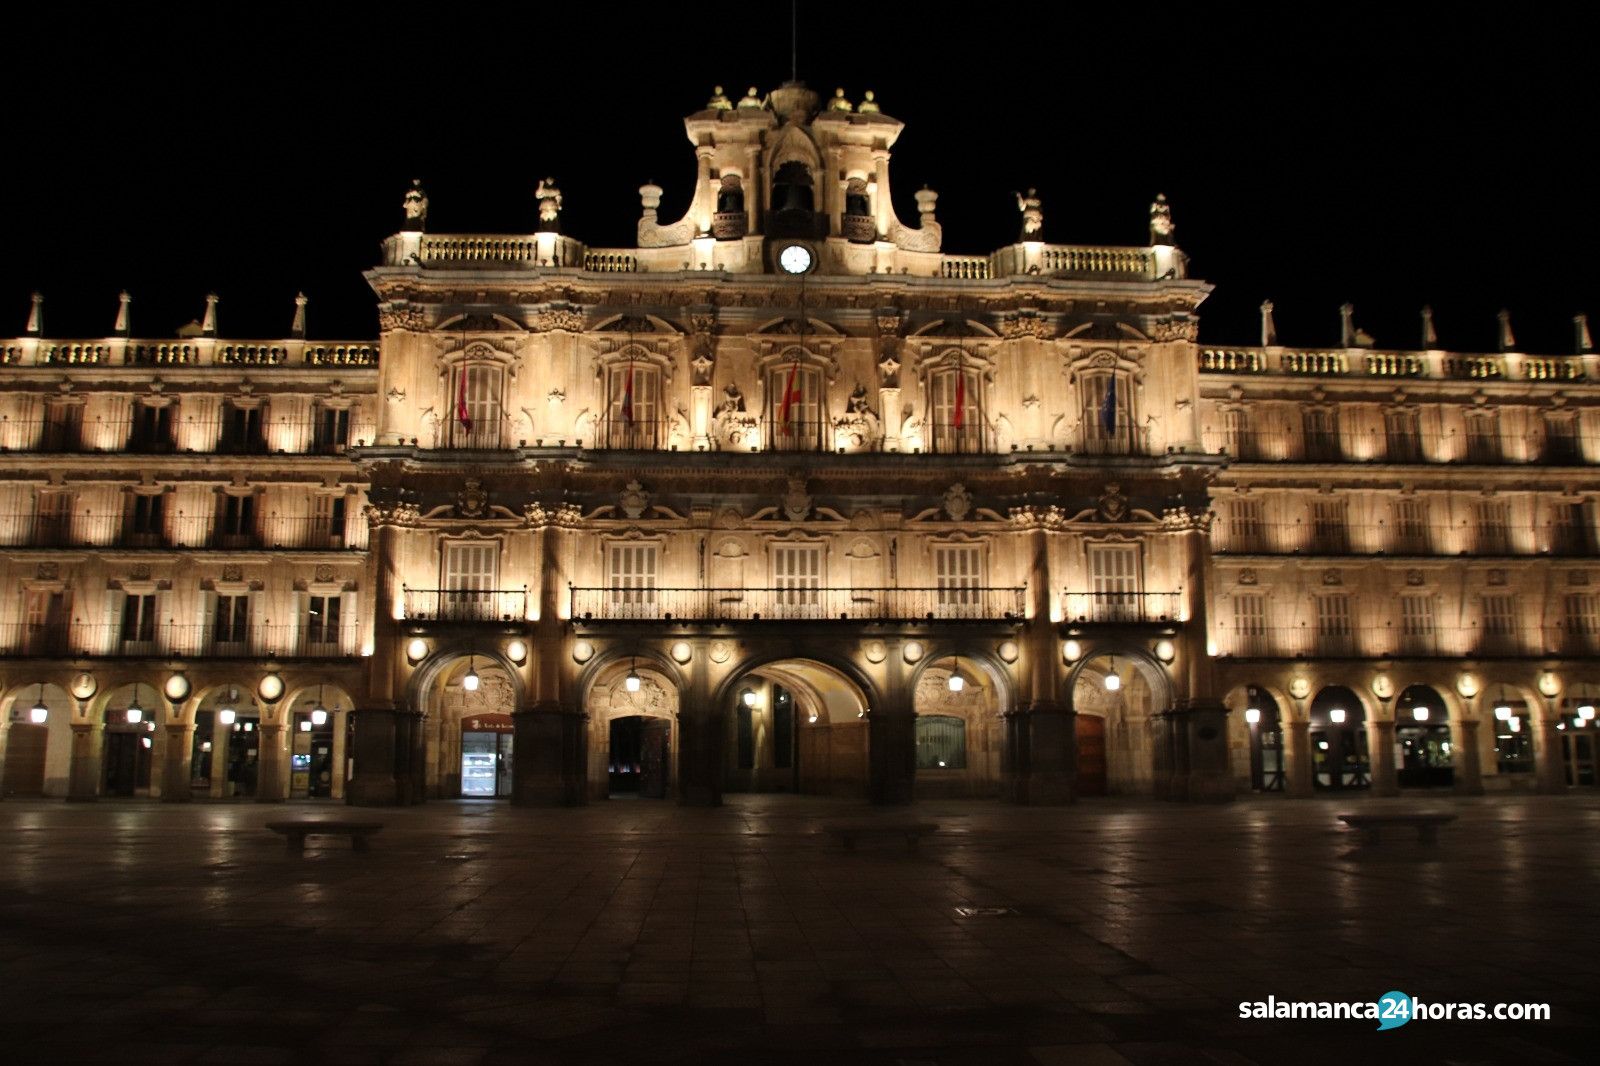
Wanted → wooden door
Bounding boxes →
[1075,714,1107,796]
[639,719,670,799]
[3,724,48,795]
[104,732,138,796]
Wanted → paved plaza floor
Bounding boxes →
[1,793,1596,1064]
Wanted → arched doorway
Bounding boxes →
[284,686,350,799]
[1310,685,1369,791]
[421,656,517,799]
[723,659,869,797]
[191,684,265,799]
[1395,684,1453,788]
[100,682,160,797]
[912,654,1003,798]
[586,659,679,801]
[1556,683,1599,787]
[1484,683,1534,780]
[1071,651,1164,795]
[1229,684,1285,792]
[1,682,72,797]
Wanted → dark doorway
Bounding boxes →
[1075,714,1107,796]
[103,729,151,796]
[1395,685,1453,788]
[609,715,641,795]
[1242,686,1285,792]
[639,718,670,799]
[3,723,48,795]
[461,728,513,798]
[224,716,262,798]
[1310,686,1369,791]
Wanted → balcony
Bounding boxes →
[568,586,1025,623]
[1210,520,1594,558]
[0,622,354,659]
[1060,591,1182,625]
[0,514,366,552]
[403,588,530,623]
[0,417,376,456]
[1204,426,1599,466]
[1211,621,1595,659]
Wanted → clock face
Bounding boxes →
[778,244,813,274]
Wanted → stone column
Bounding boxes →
[210,717,231,799]
[676,643,721,807]
[394,710,426,804]
[1149,712,1176,800]
[1370,718,1399,796]
[255,722,288,802]
[330,710,348,800]
[1011,705,1078,805]
[162,723,193,802]
[1003,520,1075,803]
[1284,719,1314,797]
[879,386,902,451]
[868,712,917,805]
[66,722,98,802]
[1183,701,1235,802]
[511,703,582,805]
[1453,718,1484,795]
[346,709,399,806]
[1535,711,1566,794]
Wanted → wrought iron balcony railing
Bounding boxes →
[1060,591,1182,624]
[1212,621,1600,659]
[0,622,356,659]
[569,586,1025,623]
[402,587,530,622]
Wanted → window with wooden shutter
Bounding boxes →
[1232,593,1267,656]
[772,545,821,614]
[604,361,661,449]
[607,544,658,618]
[1087,544,1140,621]
[934,544,982,615]
[1315,593,1353,655]
[442,542,499,621]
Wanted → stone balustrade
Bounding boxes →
[0,339,378,369]
[1201,346,1592,383]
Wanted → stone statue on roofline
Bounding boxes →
[402,178,428,232]
[1015,187,1043,240]
[536,178,562,232]
[1150,193,1174,244]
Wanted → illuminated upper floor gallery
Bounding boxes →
[1,81,1597,808]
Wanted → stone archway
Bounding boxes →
[717,657,872,799]
[586,661,680,801]
[911,653,1006,798]
[1069,651,1167,796]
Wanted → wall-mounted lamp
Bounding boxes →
[506,639,528,664]
[1329,708,1346,724]
[1244,707,1261,726]
[406,637,429,663]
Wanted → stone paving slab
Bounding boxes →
[1,794,1597,1063]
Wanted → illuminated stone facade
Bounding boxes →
[2,83,1596,806]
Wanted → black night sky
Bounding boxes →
[5,6,1594,354]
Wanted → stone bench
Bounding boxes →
[822,822,939,852]
[265,820,384,854]
[1338,813,1457,846]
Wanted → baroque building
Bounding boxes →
[2,81,1596,807]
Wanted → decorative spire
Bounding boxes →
[1259,300,1277,346]
[1421,305,1437,348]
[25,292,42,335]
[401,178,428,232]
[1149,193,1174,245]
[1577,313,1593,354]
[858,90,880,113]
[291,292,308,339]
[1497,309,1515,352]
[706,85,732,110]
[115,291,131,335]
[201,293,219,337]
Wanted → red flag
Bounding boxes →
[456,364,473,433]
[621,361,636,426]
[953,369,967,430]
[778,359,800,430]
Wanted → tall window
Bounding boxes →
[1464,411,1499,463]
[1223,408,1255,460]
[1226,498,1263,553]
[1475,500,1510,554]
[313,406,351,454]
[312,495,347,548]
[1233,593,1268,656]
[1481,593,1518,654]
[1087,544,1140,621]
[607,543,658,618]
[1393,498,1429,554]
[449,363,502,449]
[1385,408,1421,462]
[23,589,68,655]
[1080,371,1132,455]
[767,362,824,451]
[1543,414,1579,463]
[1302,407,1338,462]
[604,360,662,449]
[442,542,499,621]
[916,716,967,770]
[304,594,342,652]
[1310,499,1348,554]
[1399,593,1436,654]
[1549,502,1589,557]
[121,593,159,649]
[934,544,983,615]
[772,544,822,614]
[42,402,82,451]
[928,364,981,453]
[217,494,256,547]
[221,403,264,454]
[1315,593,1354,655]
[1563,593,1600,654]
[213,594,250,653]
[131,404,173,453]
[34,490,71,546]
[126,493,165,546]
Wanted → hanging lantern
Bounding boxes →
[625,660,642,693]
[30,685,48,724]
[462,657,480,692]
[947,659,965,693]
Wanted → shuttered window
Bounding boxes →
[607,544,658,616]
[1087,544,1139,621]
[934,545,982,611]
[773,545,821,611]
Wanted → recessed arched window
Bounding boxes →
[767,360,825,451]
[1079,369,1133,455]
[771,161,815,216]
[604,359,662,449]
[448,363,503,449]
[916,715,967,770]
[928,361,982,453]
